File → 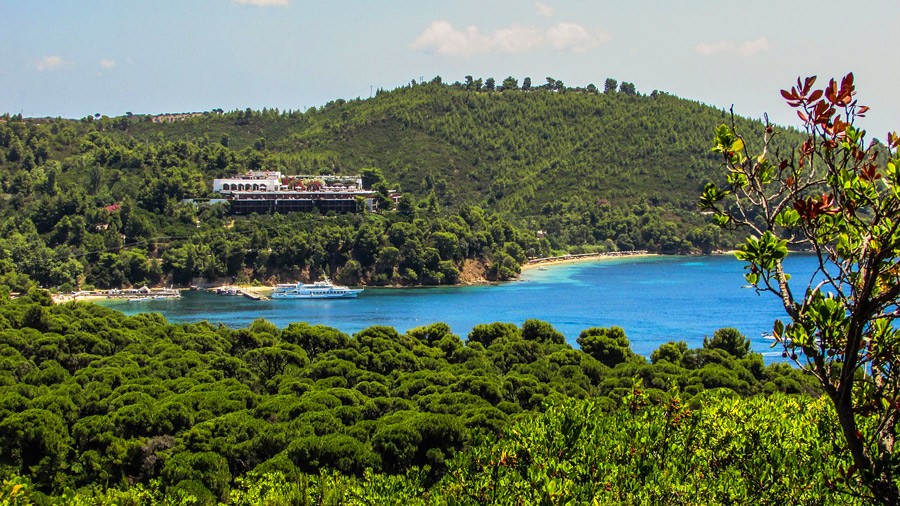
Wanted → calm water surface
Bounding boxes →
[101,254,818,361]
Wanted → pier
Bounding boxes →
[238,288,268,301]
[210,286,269,301]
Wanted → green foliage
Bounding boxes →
[576,326,636,367]
[650,340,687,364]
[18,392,865,505]
[521,319,565,345]
[440,391,855,505]
[467,322,520,347]
[701,73,900,503]
[703,327,751,358]
[0,294,821,502]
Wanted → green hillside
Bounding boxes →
[0,77,802,290]
[120,79,801,250]
[126,79,783,208]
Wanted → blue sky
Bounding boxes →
[2,0,898,138]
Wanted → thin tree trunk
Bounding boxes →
[830,390,900,505]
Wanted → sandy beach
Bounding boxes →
[520,250,654,272]
[52,293,175,304]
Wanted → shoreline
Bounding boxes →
[520,250,654,272]
[53,251,742,304]
[53,289,183,304]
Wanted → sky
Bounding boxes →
[2,0,898,139]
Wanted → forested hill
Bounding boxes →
[0,77,802,290]
[122,78,801,248]
[128,78,778,209]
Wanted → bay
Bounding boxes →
[100,254,818,362]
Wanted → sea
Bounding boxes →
[99,254,820,362]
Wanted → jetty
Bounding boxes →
[210,286,269,301]
[238,288,267,301]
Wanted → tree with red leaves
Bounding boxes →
[701,73,900,504]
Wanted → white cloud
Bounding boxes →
[547,22,605,53]
[410,21,490,56]
[99,59,116,69]
[233,0,288,6]
[411,20,607,56]
[34,55,71,71]
[695,37,771,57]
[694,40,732,55]
[739,37,771,56]
[493,25,543,53]
[535,2,555,18]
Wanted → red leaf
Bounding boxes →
[832,117,848,135]
[804,76,817,92]
[808,90,823,102]
[801,139,815,155]
[825,79,839,104]
[794,197,820,220]
[842,72,854,91]
[888,132,899,149]
[797,110,809,122]
[839,92,853,106]
[860,164,881,182]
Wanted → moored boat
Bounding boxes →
[272,279,362,299]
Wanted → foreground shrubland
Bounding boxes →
[0,290,837,503]
[5,393,862,504]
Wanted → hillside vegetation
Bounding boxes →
[0,77,801,289]
[120,77,803,250]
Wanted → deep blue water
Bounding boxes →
[100,254,819,362]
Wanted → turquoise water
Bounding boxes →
[101,254,818,361]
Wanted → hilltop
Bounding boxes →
[120,77,802,249]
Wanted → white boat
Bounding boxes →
[271,279,363,299]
